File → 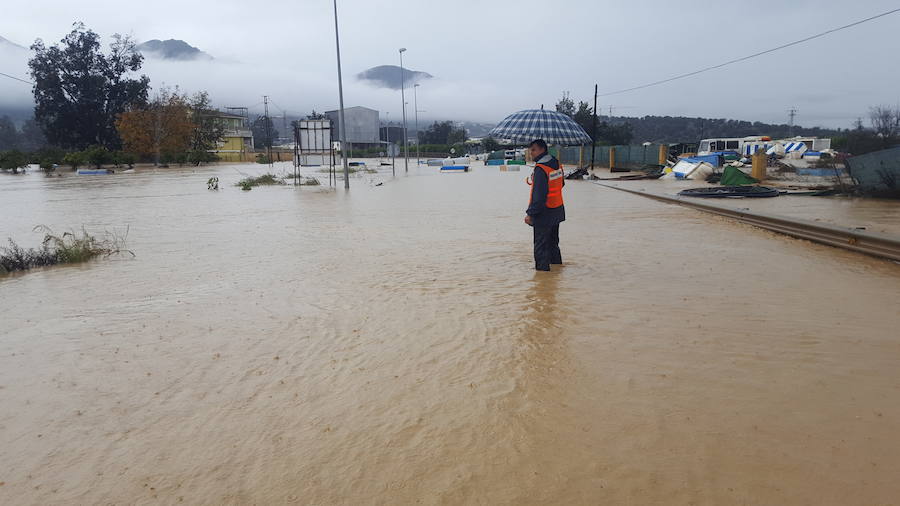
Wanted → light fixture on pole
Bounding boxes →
[413,83,420,166]
[332,0,350,189]
[399,47,409,173]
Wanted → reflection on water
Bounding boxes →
[1,161,900,505]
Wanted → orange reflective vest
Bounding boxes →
[528,163,564,208]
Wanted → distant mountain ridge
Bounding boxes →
[619,115,843,143]
[136,39,212,61]
[357,65,432,90]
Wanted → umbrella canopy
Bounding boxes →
[488,109,591,145]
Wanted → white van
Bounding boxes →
[697,136,771,156]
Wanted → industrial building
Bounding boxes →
[324,106,380,148]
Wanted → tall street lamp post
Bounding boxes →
[332,0,350,189]
[399,48,409,173]
[413,83,420,166]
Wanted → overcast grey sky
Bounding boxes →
[2,0,899,129]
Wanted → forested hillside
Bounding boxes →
[616,115,843,143]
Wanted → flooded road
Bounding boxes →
[2,162,900,505]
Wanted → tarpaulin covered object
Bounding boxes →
[720,165,759,186]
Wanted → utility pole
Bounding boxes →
[263,95,273,166]
[383,111,395,176]
[153,88,161,167]
[414,83,420,166]
[399,47,409,173]
[332,0,350,189]
[590,83,598,171]
[788,107,798,137]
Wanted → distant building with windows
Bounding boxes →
[212,110,254,162]
[324,106,380,147]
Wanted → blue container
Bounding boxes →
[682,154,724,168]
[486,159,505,166]
[440,166,469,172]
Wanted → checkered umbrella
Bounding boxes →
[488,109,591,145]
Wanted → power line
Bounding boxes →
[599,7,900,97]
[0,71,33,85]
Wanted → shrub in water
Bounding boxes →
[0,150,29,174]
[235,173,284,188]
[1,227,133,276]
[63,151,87,170]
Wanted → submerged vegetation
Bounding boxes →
[235,173,285,190]
[235,172,321,190]
[0,227,132,276]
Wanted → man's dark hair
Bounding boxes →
[529,139,547,151]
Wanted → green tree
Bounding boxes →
[33,147,65,172]
[83,145,111,169]
[39,158,56,173]
[19,118,47,151]
[29,23,150,150]
[448,125,467,144]
[482,136,501,152]
[63,151,87,170]
[419,121,466,145]
[188,92,224,153]
[0,150,29,174]
[251,115,278,149]
[188,150,218,165]
[555,92,575,117]
[596,121,634,145]
[307,110,326,120]
[573,101,595,141]
[118,151,137,168]
[0,116,19,150]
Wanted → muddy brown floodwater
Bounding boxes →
[2,162,900,505]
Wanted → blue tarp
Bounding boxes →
[682,154,723,168]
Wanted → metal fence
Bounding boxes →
[845,146,900,193]
[557,144,666,169]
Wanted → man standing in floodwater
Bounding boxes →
[524,139,565,271]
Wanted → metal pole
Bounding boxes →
[153,89,161,167]
[399,48,409,173]
[386,111,394,176]
[263,95,273,167]
[414,83,420,166]
[590,83,598,170]
[333,0,350,189]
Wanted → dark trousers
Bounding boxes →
[533,224,562,271]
